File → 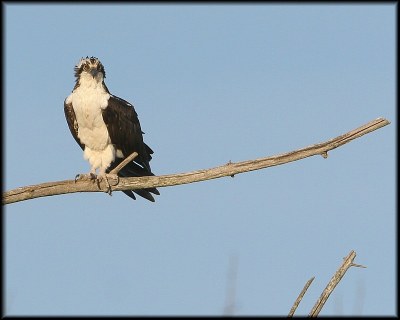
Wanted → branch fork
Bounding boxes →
[288,250,366,317]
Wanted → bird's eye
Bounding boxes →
[83,64,90,71]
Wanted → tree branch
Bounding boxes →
[109,152,138,175]
[3,117,390,205]
[309,250,366,317]
[288,276,315,317]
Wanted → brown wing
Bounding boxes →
[64,100,84,150]
[102,95,153,172]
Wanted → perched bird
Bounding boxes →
[64,56,159,201]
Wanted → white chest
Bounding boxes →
[66,84,111,151]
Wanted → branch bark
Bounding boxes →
[3,117,390,205]
[109,152,138,175]
[288,276,315,317]
[309,250,366,317]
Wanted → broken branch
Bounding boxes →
[309,250,366,317]
[288,276,315,317]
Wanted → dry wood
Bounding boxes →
[2,117,390,205]
[309,250,366,317]
[288,276,315,317]
[109,152,138,175]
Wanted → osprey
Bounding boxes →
[64,56,159,201]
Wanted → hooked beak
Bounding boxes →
[89,68,99,78]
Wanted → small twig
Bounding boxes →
[288,277,315,317]
[350,262,367,269]
[308,250,366,317]
[109,152,138,175]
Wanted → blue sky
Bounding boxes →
[4,3,396,316]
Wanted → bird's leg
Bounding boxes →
[75,169,119,195]
[76,172,103,190]
[98,170,119,196]
[74,171,98,183]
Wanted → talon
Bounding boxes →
[97,174,111,195]
[75,173,93,182]
[104,176,112,195]
[102,174,119,196]
[107,186,112,196]
[74,174,80,183]
[95,175,102,189]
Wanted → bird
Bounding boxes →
[64,56,159,202]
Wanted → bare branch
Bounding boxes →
[109,152,138,175]
[288,276,315,317]
[3,117,390,205]
[308,250,366,317]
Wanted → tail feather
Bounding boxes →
[132,189,156,202]
[108,159,160,202]
[122,190,136,200]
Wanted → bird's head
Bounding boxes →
[74,56,106,87]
